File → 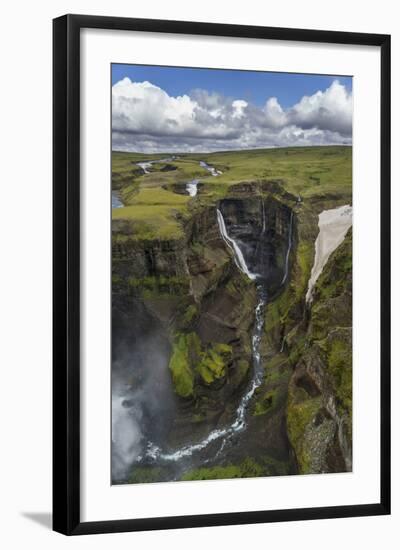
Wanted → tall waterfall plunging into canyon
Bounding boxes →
[136,204,293,466]
[111,176,296,482]
[216,209,258,281]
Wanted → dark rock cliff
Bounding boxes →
[219,195,293,295]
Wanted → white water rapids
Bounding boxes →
[136,157,221,198]
[136,161,153,174]
[136,156,177,174]
[200,160,222,177]
[143,288,267,463]
[186,179,200,197]
[185,160,222,197]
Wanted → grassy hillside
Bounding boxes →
[112,146,352,240]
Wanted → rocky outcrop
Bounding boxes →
[286,230,352,473]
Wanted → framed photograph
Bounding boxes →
[53,14,391,535]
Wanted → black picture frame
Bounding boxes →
[53,14,391,536]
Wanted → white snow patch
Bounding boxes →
[306,204,352,303]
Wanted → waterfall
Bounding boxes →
[137,209,266,465]
[216,209,258,280]
[255,197,266,258]
[137,158,221,196]
[137,157,174,174]
[261,197,266,234]
[200,160,219,177]
[137,159,221,197]
[137,161,152,174]
[125,203,295,475]
[186,161,222,197]
[186,179,199,197]
[281,211,293,285]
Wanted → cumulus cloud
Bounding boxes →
[288,80,352,135]
[232,99,248,119]
[263,97,288,128]
[112,77,352,152]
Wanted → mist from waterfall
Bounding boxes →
[111,327,175,481]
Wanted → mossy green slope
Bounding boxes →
[168,334,234,398]
[286,230,352,474]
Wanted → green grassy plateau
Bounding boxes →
[112,146,352,240]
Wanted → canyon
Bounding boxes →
[111,146,353,483]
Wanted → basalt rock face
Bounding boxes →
[112,232,187,280]
[219,196,293,295]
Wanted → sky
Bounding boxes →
[111,64,353,153]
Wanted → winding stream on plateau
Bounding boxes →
[136,156,177,174]
[112,192,123,209]
[185,160,221,197]
[136,157,222,198]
